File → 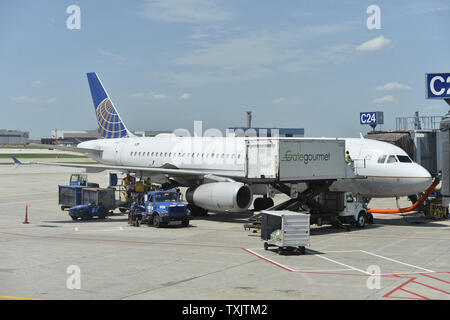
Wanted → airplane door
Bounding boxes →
[114,141,124,165]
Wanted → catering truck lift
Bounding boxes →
[243,138,369,228]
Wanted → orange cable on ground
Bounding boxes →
[367,178,440,214]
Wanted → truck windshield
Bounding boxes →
[156,193,178,201]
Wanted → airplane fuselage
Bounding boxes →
[78,136,432,198]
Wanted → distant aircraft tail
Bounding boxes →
[86,72,134,138]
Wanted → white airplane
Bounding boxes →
[18,73,432,214]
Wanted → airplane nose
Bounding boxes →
[412,164,433,193]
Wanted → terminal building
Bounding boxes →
[0,129,29,145]
[227,111,305,138]
[227,127,305,138]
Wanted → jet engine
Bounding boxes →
[185,182,253,212]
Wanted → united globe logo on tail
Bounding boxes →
[96,98,128,138]
[87,72,133,139]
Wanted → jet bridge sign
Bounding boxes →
[426,73,450,99]
[360,111,384,125]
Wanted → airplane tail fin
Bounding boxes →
[86,72,134,138]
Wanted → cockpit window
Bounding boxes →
[377,155,387,163]
[387,155,398,163]
[397,155,412,163]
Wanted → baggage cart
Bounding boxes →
[58,185,85,210]
[261,210,310,255]
[81,188,116,210]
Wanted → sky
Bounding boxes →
[1,0,449,139]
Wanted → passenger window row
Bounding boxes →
[129,151,241,159]
[377,154,412,164]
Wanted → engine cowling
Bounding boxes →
[185,182,253,212]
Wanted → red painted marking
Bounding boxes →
[383,273,450,300]
[383,276,418,299]
[241,248,295,272]
[3,229,450,300]
[421,273,450,284]
[412,280,450,295]
[400,288,431,300]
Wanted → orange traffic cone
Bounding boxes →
[23,205,29,224]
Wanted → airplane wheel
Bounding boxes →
[254,198,274,211]
[264,198,274,209]
[253,198,264,211]
[188,204,208,217]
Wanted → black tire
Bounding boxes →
[298,246,306,255]
[264,198,274,209]
[367,213,374,224]
[181,219,189,227]
[254,197,274,211]
[98,208,107,220]
[71,216,78,220]
[278,247,284,255]
[153,215,162,228]
[264,242,269,251]
[253,198,264,211]
[119,208,127,213]
[188,204,208,217]
[356,211,366,228]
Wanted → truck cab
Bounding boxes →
[338,192,372,227]
[130,189,191,228]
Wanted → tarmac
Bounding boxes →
[1,164,450,300]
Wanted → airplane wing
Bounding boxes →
[27,143,103,157]
[12,157,244,179]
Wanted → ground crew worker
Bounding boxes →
[345,151,352,164]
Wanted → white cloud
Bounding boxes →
[140,0,231,23]
[99,49,127,65]
[272,98,302,105]
[160,29,355,86]
[291,10,313,18]
[158,67,272,87]
[423,104,445,111]
[179,93,191,100]
[11,96,56,104]
[31,80,42,88]
[356,36,391,52]
[373,82,411,91]
[130,91,169,100]
[372,95,396,104]
[173,34,300,70]
[12,96,55,104]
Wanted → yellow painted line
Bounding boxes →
[0,295,42,300]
